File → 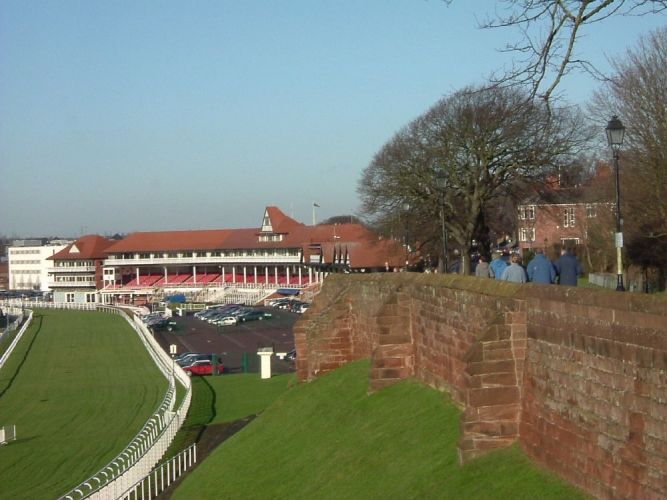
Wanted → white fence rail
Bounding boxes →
[0,300,192,500]
[118,443,197,499]
[0,309,34,371]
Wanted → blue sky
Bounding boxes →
[1,1,664,237]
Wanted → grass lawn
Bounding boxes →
[163,372,294,459]
[0,309,168,499]
[174,360,586,499]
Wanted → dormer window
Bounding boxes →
[258,234,283,242]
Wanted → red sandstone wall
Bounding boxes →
[297,274,527,460]
[521,287,667,499]
[295,273,667,498]
[294,275,398,381]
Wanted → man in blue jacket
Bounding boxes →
[527,248,556,284]
[490,251,507,280]
[554,247,584,286]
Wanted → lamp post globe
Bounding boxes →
[606,115,626,292]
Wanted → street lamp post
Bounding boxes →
[435,170,449,273]
[606,115,626,292]
[403,203,410,271]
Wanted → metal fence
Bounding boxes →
[0,309,33,371]
[0,300,192,500]
[117,443,197,499]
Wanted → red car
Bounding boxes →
[183,358,224,376]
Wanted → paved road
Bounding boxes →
[153,306,298,374]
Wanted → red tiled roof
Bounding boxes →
[264,206,304,233]
[51,207,404,269]
[49,235,114,260]
[312,224,405,268]
[105,229,231,253]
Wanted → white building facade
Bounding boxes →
[8,241,71,291]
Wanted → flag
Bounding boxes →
[313,202,320,207]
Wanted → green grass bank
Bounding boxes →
[174,360,586,499]
[0,309,167,499]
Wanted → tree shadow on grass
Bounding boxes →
[158,376,255,498]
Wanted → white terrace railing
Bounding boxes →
[118,443,197,499]
[0,300,193,500]
[0,308,34,371]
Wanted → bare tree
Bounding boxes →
[477,0,667,104]
[592,26,667,288]
[359,85,587,273]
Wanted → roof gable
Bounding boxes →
[261,206,304,234]
[49,235,114,260]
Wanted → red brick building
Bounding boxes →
[516,164,614,253]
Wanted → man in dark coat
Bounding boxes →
[554,248,584,286]
[527,248,556,284]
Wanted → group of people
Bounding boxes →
[474,248,583,286]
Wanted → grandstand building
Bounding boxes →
[48,235,114,303]
[49,206,405,305]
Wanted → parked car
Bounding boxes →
[174,351,198,363]
[293,303,309,314]
[182,357,224,376]
[177,353,210,367]
[150,318,178,332]
[141,313,166,325]
[285,348,297,361]
[267,297,292,308]
[213,316,238,326]
[195,308,219,320]
[237,310,272,322]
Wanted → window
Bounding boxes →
[139,253,151,259]
[66,293,75,303]
[585,204,596,218]
[563,207,575,227]
[519,227,535,242]
[518,205,535,220]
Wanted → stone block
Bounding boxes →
[480,372,517,387]
[378,333,411,345]
[467,359,515,376]
[483,348,514,362]
[468,386,520,407]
